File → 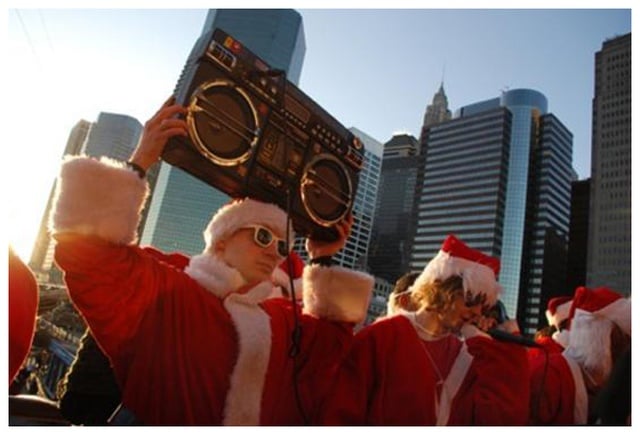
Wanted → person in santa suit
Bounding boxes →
[8,246,39,384]
[384,271,420,316]
[48,97,374,425]
[529,286,631,425]
[320,234,530,425]
[529,295,573,362]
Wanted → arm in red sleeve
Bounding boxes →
[465,335,531,425]
[53,233,183,361]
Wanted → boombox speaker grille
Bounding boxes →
[301,155,353,226]
[188,80,260,166]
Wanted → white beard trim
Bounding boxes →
[564,309,614,386]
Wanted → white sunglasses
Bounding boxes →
[242,225,290,257]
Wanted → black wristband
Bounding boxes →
[126,161,146,179]
[309,256,333,267]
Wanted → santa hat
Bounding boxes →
[564,286,631,385]
[202,197,294,253]
[271,251,304,300]
[412,234,501,308]
[545,295,573,329]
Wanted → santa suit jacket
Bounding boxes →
[320,314,530,425]
[529,351,588,425]
[50,156,373,425]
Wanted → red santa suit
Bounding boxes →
[321,234,530,425]
[49,156,373,425]
[321,314,529,425]
[9,248,39,383]
[529,286,631,425]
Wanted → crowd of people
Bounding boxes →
[8,97,631,426]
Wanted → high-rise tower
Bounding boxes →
[368,133,421,282]
[140,9,306,255]
[29,114,143,283]
[422,82,452,129]
[586,33,631,295]
[411,89,573,334]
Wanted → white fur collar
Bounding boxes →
[184,252,274,424]
[185,253,246,297]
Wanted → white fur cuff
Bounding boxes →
[49,155,149,245]
[302,265,373,323]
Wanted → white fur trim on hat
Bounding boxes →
[302,265,374,323]
[203,198,294,253]
[546,300,572,329]
[413,251,501,308]
[49,155,149,245]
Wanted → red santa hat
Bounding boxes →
[412,234,501,308]
[271,251,304,300]
[545,295,573,329]
[564,286,631,385]
[203,197,294,252]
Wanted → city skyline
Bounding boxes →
[5,7,632,261]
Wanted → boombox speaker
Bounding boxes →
[163,27,364,241]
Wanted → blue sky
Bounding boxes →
[4,5,633,260]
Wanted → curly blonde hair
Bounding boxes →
[409,275,464,312]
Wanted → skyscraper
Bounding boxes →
[141,9,306,255]
[202,9,305,85]
[339,127,383,270]
[368,133,421,282]
[567,179,591,292]
[369,84,450,283]
[29,114,143,283]
[422,82,452,129]
[411,89,573,334]
[586,33,631,295]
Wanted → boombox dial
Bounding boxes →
[188,80,260,166]
[301,154,353,227]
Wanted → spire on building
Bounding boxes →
[422,82,452,128]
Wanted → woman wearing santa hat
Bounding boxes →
[48,98,374,425]
[529,286,631,425]
[321,234,530,425]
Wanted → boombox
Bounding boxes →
[163,27,364,241]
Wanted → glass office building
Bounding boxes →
[411,89,573,334]
[141,9,306,255]
[368,133,421,282]
[202,9,305,85]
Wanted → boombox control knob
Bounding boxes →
[353,137,363,149]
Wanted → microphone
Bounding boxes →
[487,328,541,348]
